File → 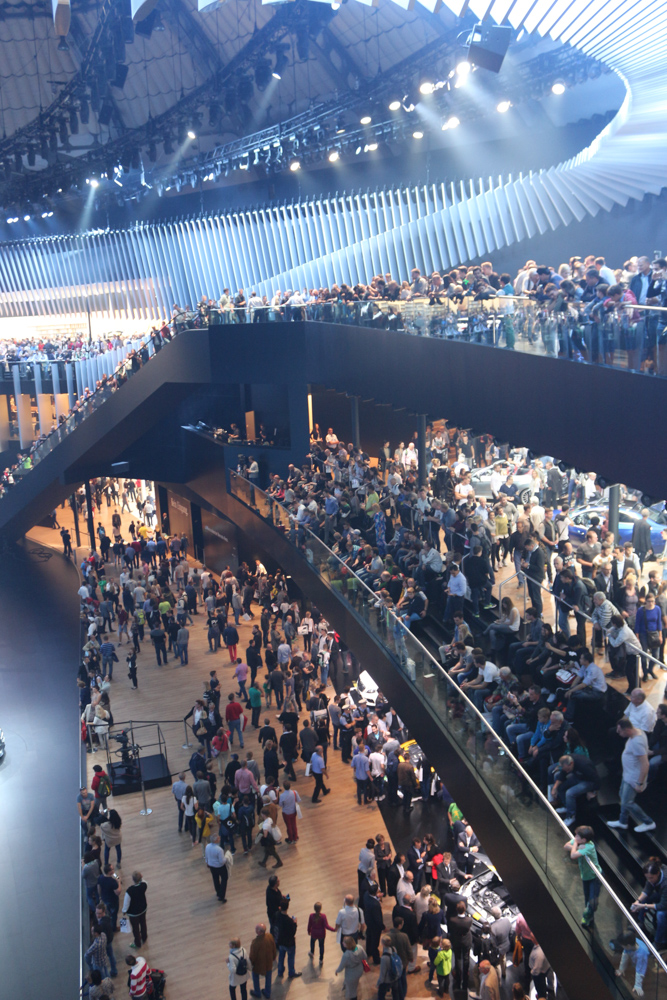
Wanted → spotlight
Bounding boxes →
[79,98,90,125]
[497,100,511,113]
[89,178,99,188]
[41,211,49,218]
[255,59,272,91]
[289,160,300,171]
[447,116,460,128]
[367,142,378,151]
[551,80,566,95]
[239,154,249,170]
[335,118,346,134]
[58,37,69,52]
[388,100,401,111]
[163,135,174,155]
[69,107,79,134]
[456,61,471,75]
[360,115,371,125]
[328,150,339,162]
[23,214,31,221]
[187,130,196,140]
[27,147,36,167]
[355,146,362,155]
[272,45,289,80]
[147,141,157,162]
[419,81,434,95]
[412,131,424,139]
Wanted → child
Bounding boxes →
[307,902,335,964]
[433,937,453,997]
[615,932,649,997]
[564,825,601,927]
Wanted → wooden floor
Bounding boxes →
[30,502,431,1000]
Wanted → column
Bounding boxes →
[84,481,96,551]
[12,365,34,450]
[33,363,51,437]
[71,495,81,548]
[65,363,76,412]
[349,394,360,451]
[417,414,427,487]
[608,483,620,550]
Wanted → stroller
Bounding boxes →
[149,969,167,998]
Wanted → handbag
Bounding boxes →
[362,959,371,973]
[295,803,303,820]
[119,916,131,934]
[195,721,208,736]
[304,762,312,777]
[513,937,523,966]
[647,630,662,649]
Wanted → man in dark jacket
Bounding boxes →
[521,537,546,615]
[550,753,600,825]
[363,884,385,964]
[397,759,418,817]
[274,899,302,979]
[449,900,472,990]
[462,545,493,617]
[632,509,654,569]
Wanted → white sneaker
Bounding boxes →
[607,819,628,830]
[564,815,576,826]
[554,807,567,815]
[634,822,656,834]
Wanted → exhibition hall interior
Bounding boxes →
[1,0,667,998]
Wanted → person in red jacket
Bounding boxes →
[225,693,245,749]
[307,902,336,964]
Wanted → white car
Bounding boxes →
[350,669,379,707]
[469,459,568,506]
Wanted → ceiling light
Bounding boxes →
[419,82,434,95]
[412,131,424,139]
[388,100,401,111]
[41,211,48,218]
[328,150,339,162]
[496,100,511,113]
[289,160,300,171]
[23,214,31,221]
[367,142,378,151]
[552,81,566,95]
[355,146,362,155]
[360,115,371,125]
[90,178,99,188]
[456,61,471,75]
[446,116,460,129]
[187,130,196,140]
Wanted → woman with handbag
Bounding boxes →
[100,809,122,867]
[180,785,197,844]
[257,808,283,869]
[335,936,367,1000]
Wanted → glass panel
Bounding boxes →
[229,471,667,996]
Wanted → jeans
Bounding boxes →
[560,779,597,817]
[178,642,189,665]
[582,877,600,923]
[229,718,244,748]
[230,985,248,1000]
[619,779,653,825]
[154,641,167,665]
[378,983,401,1000]
[444,595,464,621]
[277,945,296,977]
[470,583,492,616]
[237,680,247,701]
[177,798,184,831]
[251,970,272,998]
[104,843,122,866]
[102,655,114,679]
[106,941,118,977]
[240,825,254,852]
[129,911,147,948]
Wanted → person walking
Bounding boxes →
[607,716,655,833]
[172,772,187,832]
[279,781,301,844]
[249,923,277,999]
[258,809,284,869]
[228,939,250,1000]
[307,902,335,964]
[226,693,245,749]
[205,834,231,903]
[121,871,148,950]
[275,898,303,979]
[377,935,403,1000]
[335,936,367,1000]
[223,622,240,661]
[310,744,330,803]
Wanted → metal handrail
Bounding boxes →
[231,471,667,974]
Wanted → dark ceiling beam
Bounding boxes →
[319,25,368,86]
[163,0,227,78]
[69,11,126,137]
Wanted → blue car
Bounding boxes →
[568,504,667,556]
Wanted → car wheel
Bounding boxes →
[518,488,531,505]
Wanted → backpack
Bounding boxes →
[235,950,248,977]
[580,577,596,614]
[388,951,403,982]
[97,774,112,797]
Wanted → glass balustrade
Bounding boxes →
[229,470,667,1000]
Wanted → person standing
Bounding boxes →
[122,871,148,950]
[449,900,472,992]
[335,936,367,1000]
[377,935,402,1000]
[172,772,187,832]
[94,902,118,979]
[363,885,385,966]
[310,744,330,802]
[279,781,301,844]
[249,681,263,728]
[228,938,250,1000]
[607,717,655,833]
[223,622,240,661]
[274,898,302,979]
[125,955,149,998]
[249,923,277,1000]
[563,825,602,927]
[226,693,245,749]
[205,834,230,903]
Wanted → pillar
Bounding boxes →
[350,394,360,451]
[71,494,81,548]
[417,414,427,487]
[608,483,620,550]
[84,481,96,551]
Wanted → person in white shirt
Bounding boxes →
[607,717,655,833]
[396,871,415,906]
[625,689,657,733]
[368,749,386,800]
[489,466,505,499]
[335,896,364,939]
[402,442,418,470]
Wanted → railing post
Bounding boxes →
[182,719,192,749]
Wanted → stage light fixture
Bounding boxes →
[58,37,69,52]
[27,147,36,167]
[412,131,424,139]
[163,135,174,155]
[497,100,511,113]
[335,118,346,134]
[360,115,371,125]
[187,129,196,140]
[23,214,31,221]
[69,107,79,134]
[552,80,566,95]
[272,45,289,80]
[79,98,90,125]
[388,100,401,111]
[255,59,272,91]
[328,150,339,162]
[147,141,157,162]
[447,116,460,128]
[355,146,362,155]
[419,81,434,96]
[367,142,378,151]
[456,61,471,76]
[289,160,300,171]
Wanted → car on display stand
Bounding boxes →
[568,504,667,555]
[349,669,380,708]
[458,863,521,932]
[468,458,568,506]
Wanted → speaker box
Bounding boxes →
[468,23,512,74]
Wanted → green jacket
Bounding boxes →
[434,948,452,977]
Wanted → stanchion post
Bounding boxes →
[182,719,192,750]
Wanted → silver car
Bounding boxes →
[468,460,555,506]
